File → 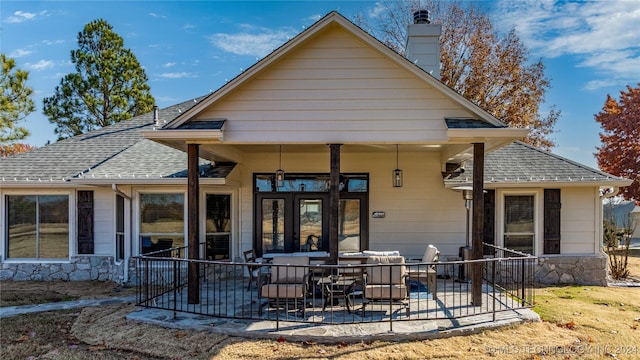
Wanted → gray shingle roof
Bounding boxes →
[445,118,502,129]
[444,142,625,186]
[0,96,237,184]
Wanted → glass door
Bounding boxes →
[295,195,328,253]
[254,173,369,257]
[259,197,287,254]
[256,193,329,255]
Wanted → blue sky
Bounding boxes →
[2,1,639,169]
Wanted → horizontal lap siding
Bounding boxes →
[92,187,115,256]
[237,151,466,259]
[195,26,473,143]
[561,187,597,254]
[367,152,465,258]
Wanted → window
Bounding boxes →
[338,199,361,253]
[205,194,231,260]
[139,193,184,255]
[504,195,535,254]
[6,195,69,259]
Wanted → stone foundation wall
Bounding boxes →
[535,254,608,286]
[2,255,610,287]
[0,256,116,282]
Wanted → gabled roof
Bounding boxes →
[444,142,631,188]
[0,97,234,185]
[162,11,509,131]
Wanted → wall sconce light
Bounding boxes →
[276,145,285,187]
[393,144,403,187]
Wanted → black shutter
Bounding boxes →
[483,189,495,255]
[544,189,561,254]
[77,190,94,254]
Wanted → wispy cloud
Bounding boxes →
[163,62,176,68]
[41,39,65,46]
[149,12,167,19]
[9,49,32,58]
[494,1,640,90]
[303,14,322,23]
[26,60,55,71]
[183,23,196,30]
[157,72,197,79]
[367,2,385,19]
[6,10,48,23]
[207,25,297,57]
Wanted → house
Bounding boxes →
[0,11,631,286]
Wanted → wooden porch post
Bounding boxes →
[187,144,200,304]
[471,142,484,306]
[328,144,342,264]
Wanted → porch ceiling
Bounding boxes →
[147,141,516,168]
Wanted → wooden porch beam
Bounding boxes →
[187,144,200,304]
[328,144,342,264]
[471,142,484,306]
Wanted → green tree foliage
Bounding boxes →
[43,19,155,140]
[1,54,34,143]
[356,1,559,150]
[595,83,640,202]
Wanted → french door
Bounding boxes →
[256,193,329,255]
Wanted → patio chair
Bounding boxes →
[407,245,440,296]
[243,249,261,291]
[259,256,310,316]
[362,255,409,317]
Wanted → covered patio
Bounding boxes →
[140,12,529,308]
[135,244,536,332]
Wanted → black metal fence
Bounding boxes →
[136,243,535,330]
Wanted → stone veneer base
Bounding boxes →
[535,254,608,286]
[0,256,124,283]
[2,254,611,287]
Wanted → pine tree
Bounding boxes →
[43,19,155,140]
[1,54,34,143]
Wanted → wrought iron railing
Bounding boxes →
[136,243,536,331]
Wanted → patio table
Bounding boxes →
[317,275,358,313]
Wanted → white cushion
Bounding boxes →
[362,250,400,256]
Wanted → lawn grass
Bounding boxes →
[1,256,638,359]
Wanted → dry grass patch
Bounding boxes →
[625,253,640,279]
[212,322,580,359]
[2,259,639,359]
[0,309,158,359]
[72,304,235,359]
[534,286,639,350]
[0,280,135,307]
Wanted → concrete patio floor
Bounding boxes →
[131,278,540,342]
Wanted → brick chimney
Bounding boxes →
[405,10,442,79]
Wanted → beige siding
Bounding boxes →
[93,187,115,256]
[194,25,474,144]
[561,187,598,254]
[237,150,467,258]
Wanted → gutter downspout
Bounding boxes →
[598,186,620,255]
[112,184,132,284]
[112,184,131,201]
